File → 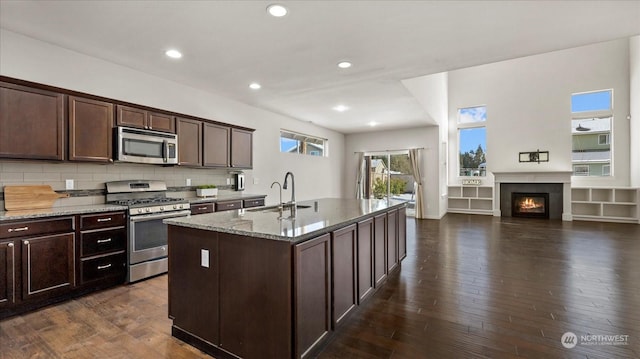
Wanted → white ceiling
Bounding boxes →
[1,1,639,133]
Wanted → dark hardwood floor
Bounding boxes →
[1,214,638,358]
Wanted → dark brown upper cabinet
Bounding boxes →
[68,96,114,163]
[203,123,230,167]
[116,105,175,133]
[231,128,253,169]
[0,82,65,160]
[176,117,202,167]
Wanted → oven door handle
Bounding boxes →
[129,210,191,222]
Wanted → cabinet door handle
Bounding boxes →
[199,206,207,210]
[8,226,29,232]
[97,218,112,222]
[97,263,112,270]
[23,240,30,245]
[7,242,15,303]
[97,238,112,244]
[7,242,14,248]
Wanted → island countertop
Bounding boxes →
[164,197,406,243]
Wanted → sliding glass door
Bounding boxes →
[365,152,414,214]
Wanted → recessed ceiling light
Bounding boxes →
[337,61,352,69]
[368,121,377,127]
[249,82,261,90]
[165,49,182,59]
[333,105,349,112]
[267,4,288,17]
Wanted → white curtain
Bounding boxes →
[409,148,425,218]
[355,152,365,199]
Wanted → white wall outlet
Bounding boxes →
[253,177,259,185]
[201,249,210,268]
[226,178,231,185]
[186,178,191,186]
[65,179,74,190]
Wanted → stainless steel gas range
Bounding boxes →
[106,180,190,282]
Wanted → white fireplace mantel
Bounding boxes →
[492,171,573,221]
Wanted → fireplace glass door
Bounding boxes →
[512,192,549,219]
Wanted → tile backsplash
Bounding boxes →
[0,160,235,208]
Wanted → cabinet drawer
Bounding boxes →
[243,198,265,208]
[191,202,214,215]
[0,217,74,239]
[80,252,126,284]
[216,200,242,212]
[81,228,126,257]
[80,212,126,230]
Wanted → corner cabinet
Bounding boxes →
[447,185,494,215]
[0,82,65,160]
[68,96,114,162]
[571,187,639,224]
[231,128,253,168]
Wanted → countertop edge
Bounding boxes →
[166,200,407,244]
[0,204,128,221]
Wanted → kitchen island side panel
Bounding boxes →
[218,232,292,359]
[167,226,219,345]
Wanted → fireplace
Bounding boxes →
[512,192,549,219]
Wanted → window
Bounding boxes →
[279,130,327,157]
[457,106,487,177]
[571,89,612,177]
[573,165,589,176]
[598,134,609,145]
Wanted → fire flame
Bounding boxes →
[520,197,542,210]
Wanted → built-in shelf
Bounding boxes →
[571,187,639,224]
[448,185,494,215]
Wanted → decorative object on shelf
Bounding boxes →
[462,179,482,185]
[196,185,218,197]
[519,150,549,163]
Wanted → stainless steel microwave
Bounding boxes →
[115,127,178,165]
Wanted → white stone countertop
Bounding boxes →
[164,198,407,243]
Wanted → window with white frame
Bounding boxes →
[457,106,487,177]
[279,130,327,157]
[574,165,590,176]
[571,90,612,177]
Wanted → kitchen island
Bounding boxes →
[164,198,407,359]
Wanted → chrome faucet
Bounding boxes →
[283,171,296,216]
[271,181,283,210]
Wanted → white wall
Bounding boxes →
[401,72,449,217]
[448,38,632,187]
[630,36,640,188]
[0,29,345,205]
[344,127,442,219]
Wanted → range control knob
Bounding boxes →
[160,206,164,211]
[173,205,177,209]
[145,208,151,213]
[137,209,142,214]
[178,204,183,209]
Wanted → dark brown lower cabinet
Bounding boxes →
[331,224,357,327]
[398,207,407,260]
[387,209,398,273]
[357,219,374,303]
[295,233,331,359]
[22,233,75,301]
[373,213,387,287]
[0,240,19,310]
